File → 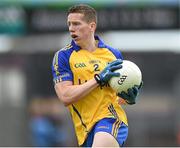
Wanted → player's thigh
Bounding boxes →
[92,131,119,147]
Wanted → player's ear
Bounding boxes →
[89,22,96,32]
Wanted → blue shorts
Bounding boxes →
[81,118,128,147]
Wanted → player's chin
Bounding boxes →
[73,38,81,44]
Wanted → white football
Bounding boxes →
[109,60,142,93]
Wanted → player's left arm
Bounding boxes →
[117,81,143,105]
[108,46,143,105]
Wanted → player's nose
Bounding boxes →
[69,24,75,32]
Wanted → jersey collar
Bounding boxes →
[71,35,106,51]
[95,35,106,48]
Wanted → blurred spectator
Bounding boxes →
[28,98,68,147]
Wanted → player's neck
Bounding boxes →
[80,36,97,52]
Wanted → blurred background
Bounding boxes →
[0,0,179,146]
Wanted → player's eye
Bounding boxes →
[73,22,81,26]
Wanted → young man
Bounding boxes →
[52,4,142,147]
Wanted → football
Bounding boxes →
[109,60,142,93]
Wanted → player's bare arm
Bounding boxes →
[55,78,98,106]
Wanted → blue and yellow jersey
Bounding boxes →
[51,36,128,145]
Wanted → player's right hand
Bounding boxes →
[94,59,123,87]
